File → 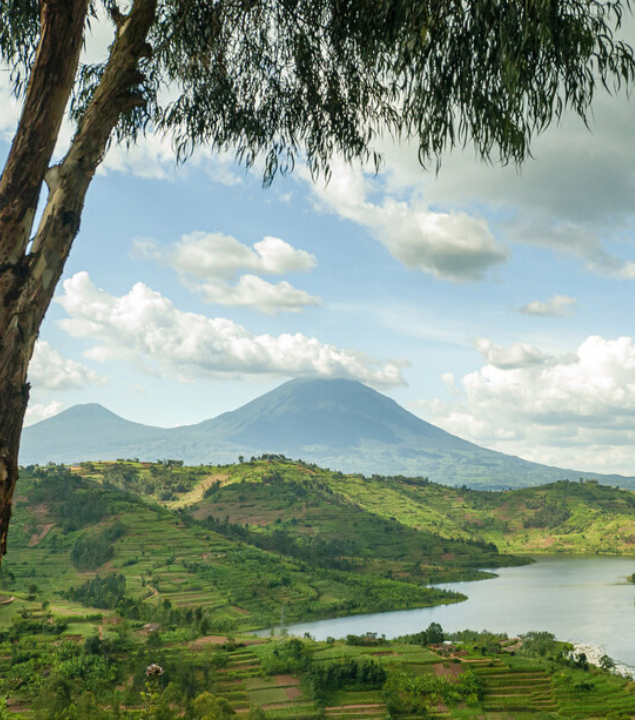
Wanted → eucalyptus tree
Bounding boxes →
[0,0,634,562]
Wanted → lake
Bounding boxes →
[279,555,635,669]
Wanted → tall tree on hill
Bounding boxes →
[0,0,634,563]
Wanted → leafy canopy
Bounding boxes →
[2,0,634,178]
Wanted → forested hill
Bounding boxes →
[19,378,635,490]
[4,458,635,718]
[71,456,635,555]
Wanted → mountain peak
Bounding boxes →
[19,378,635,490]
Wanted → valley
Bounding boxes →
[6,457,635,632]
[3,457,635,717]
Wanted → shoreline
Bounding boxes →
[574,642,635,679]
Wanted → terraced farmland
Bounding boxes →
[475,663,558,715]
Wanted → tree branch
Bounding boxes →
[0,0,90,263]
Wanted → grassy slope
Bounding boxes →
[5,459,635,717]
[321,472,635,554]
[4,465,466,633]
[6,458,635,638]
[139,457,635,557]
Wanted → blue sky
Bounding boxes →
[3,24,635,476]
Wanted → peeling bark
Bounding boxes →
[0,0,158,563]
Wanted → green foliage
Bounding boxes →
[5,622,635,719]
[383,666,482,716]
[70,527,119,571]
[12,460,635,644]
[396,623,447,647]
[152,0,635,182]
[523,501,572,529]
[68,573,126,609]
[345,632,389,647]
[518,631,559,657]
[4,0,635,181]
[261,638,310,675]
[305,657,387,705]
[190,691,236,719]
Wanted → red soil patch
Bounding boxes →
[189,635,230,647]
[432,662,463,678]
[274,675,300,687]
[231,605,250,615]
[536,537,557,547]
[284,686,303,700]
[189,635,267,649]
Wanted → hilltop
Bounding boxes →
[7,457,635,627]
[20,378,635,489]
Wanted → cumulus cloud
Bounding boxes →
[413,336,635,475]
[309,159,509,282]
[193,275,320,315]
[28,340,104,391]
[101,137,243,184]
[518,295,577,317]
[132,232,320,314]
[55,272,405,386]
[24,401,65,427]
[368,81,635,278]
[135,232,316,278]
[472,338,547,369]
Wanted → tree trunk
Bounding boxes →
[0,0,158,564]
[0,0,90,560]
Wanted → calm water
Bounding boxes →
[279,555,635,668]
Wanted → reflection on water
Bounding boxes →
[278,555,635,668]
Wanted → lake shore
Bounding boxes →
[574,642,635,680]
[274,555,635,666]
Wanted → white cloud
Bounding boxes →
[369,84,635,278]
[413,336,635,475]
[309,159,509,282]
[24,401,65,427]
[146,232,316,278]
[132,231,319,313]
[101,137,243,184]
[472,338,547,369]
[28,340,104,391]
[55,272,405,386]
[194,275,320,315]
[518,295,577,317]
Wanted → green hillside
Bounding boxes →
[4,458,635,717]
[73,456,635,557]
[320,471,635,555]
[6,458,635,640]
[2,608,635,719]
[4,463,489,635]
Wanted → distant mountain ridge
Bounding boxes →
[20,377,635,489]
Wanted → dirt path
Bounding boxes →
[29,523,54,547]
[168,473,229,508]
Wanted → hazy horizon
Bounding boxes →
[3,19,635,476]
